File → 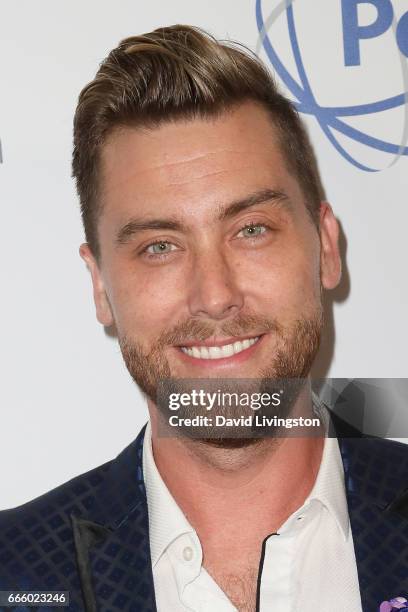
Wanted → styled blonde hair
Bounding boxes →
[72,25,322,260]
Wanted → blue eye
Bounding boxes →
[237,223,268,238]
[145,241,176,255]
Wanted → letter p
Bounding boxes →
[342,0,394,66]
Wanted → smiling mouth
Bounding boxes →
[180,336,261,360]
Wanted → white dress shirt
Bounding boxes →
[143,403,363,611]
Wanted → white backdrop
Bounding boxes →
[1,0,407,509]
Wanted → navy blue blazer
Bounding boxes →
[1,415,408,612]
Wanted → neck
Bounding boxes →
[147,384,325,535]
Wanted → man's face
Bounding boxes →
[80,101,341,405]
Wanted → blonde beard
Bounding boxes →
[118,309,323,447]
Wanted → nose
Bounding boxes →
[187,247,244,320]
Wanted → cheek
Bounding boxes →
[238,240,321,317]
[105,258,188,338]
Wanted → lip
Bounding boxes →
[177,333,262,348]
[175,333,267,369]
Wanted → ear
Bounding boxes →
[79,243,114,327]
[319,203,342,290]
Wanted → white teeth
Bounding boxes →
[200,346,209,359]
[180,336,260,360]
[220,343,234,358]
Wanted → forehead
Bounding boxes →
[98,101,303,225]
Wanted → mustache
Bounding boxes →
[152,311,282,348]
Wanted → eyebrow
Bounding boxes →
[114,188,291,246]
[218,188,290,221]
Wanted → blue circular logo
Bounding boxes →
[255,0,408,171]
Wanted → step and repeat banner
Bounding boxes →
[1,0,407,507]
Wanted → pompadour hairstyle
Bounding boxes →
[72,24,323,261]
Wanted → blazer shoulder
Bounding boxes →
[341,435,408,509]
[0,457,114,590]
[0,427,147,592]
[0,457,113,523]
[347,435,408,463]
[0,427,145,534]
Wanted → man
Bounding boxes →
[0,25,407,612]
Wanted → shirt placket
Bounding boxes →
[258,503,319,612]
[258,531,296,611]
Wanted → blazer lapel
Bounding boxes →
[333,416,408,612]
[71,425,157,612]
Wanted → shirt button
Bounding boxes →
[183,546,194,561]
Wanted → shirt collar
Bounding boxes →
[305,394,350,541]
[143,398,350,568]
[143,420,196,567]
